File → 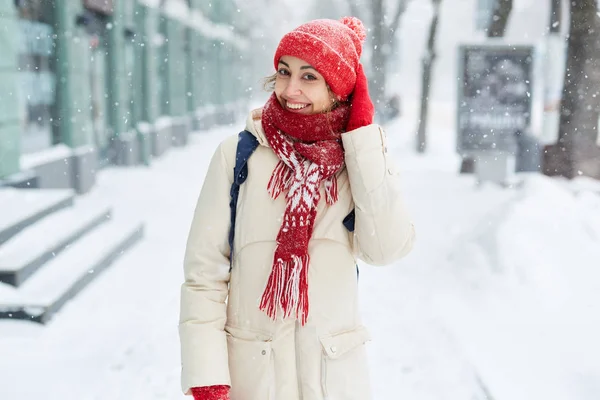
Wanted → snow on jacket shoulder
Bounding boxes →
[179,109,415,399]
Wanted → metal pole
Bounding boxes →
[540,0,565,146]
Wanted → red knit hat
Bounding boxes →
[273,17,367,100]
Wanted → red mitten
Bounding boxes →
[191,385,230,400]
[346,63,375,132]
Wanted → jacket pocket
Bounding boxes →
[319,326,372,400]
[226,325,274,400]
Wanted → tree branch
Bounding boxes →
[389,0,410,33]
[416,0,443,153]
[487,0,513,37]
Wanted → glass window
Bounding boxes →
[16,0,57,153]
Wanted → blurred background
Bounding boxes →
[1,0,600,399]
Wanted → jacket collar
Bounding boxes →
[244,108,269,147]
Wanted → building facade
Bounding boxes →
[0,0,248,193]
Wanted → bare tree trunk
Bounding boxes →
[387,1,409,38]
[345,0,410,118]
[416,0,441,153]
[487,0,513,37]
[549,0,562,34]
[385,1,409,72]
[370,0,386,111]
[543,0,600,179]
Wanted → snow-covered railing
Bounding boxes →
[137,0,249,50]
[188,10,249,50]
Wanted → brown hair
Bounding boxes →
[263,73,277,91]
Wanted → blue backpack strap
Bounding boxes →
[229,130,259,266]
[343,209,355,232]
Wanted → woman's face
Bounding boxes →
[274,56,334,115]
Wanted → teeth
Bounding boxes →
[287,102,308,110]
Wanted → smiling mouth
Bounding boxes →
[285,101,310,111]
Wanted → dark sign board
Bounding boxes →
[457,44,534,154]
[84,0,114,15]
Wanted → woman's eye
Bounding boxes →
[277,69,290,76]
[303,74,317,81]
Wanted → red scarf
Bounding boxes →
[259,93,350,325]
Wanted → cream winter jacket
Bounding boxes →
[179,109,415,400]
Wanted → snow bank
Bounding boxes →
[444,174,600,400]
[452,174,600,298]
[20,144,72,169]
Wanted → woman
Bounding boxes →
[179,17,415,400]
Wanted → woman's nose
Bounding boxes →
[282,78,302,97]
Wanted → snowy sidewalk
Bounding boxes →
[1,115,599,400]
[0,125,236,400]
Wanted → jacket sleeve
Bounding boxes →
[341,124,415,266]
[179,137,235,395]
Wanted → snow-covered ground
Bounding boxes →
[1,101,599,400]
[3,1,599,398]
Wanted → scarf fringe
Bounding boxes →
[267,161,293,200]
[259,254,310,325]
[324,176,339,205]
[259,259,285,320]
